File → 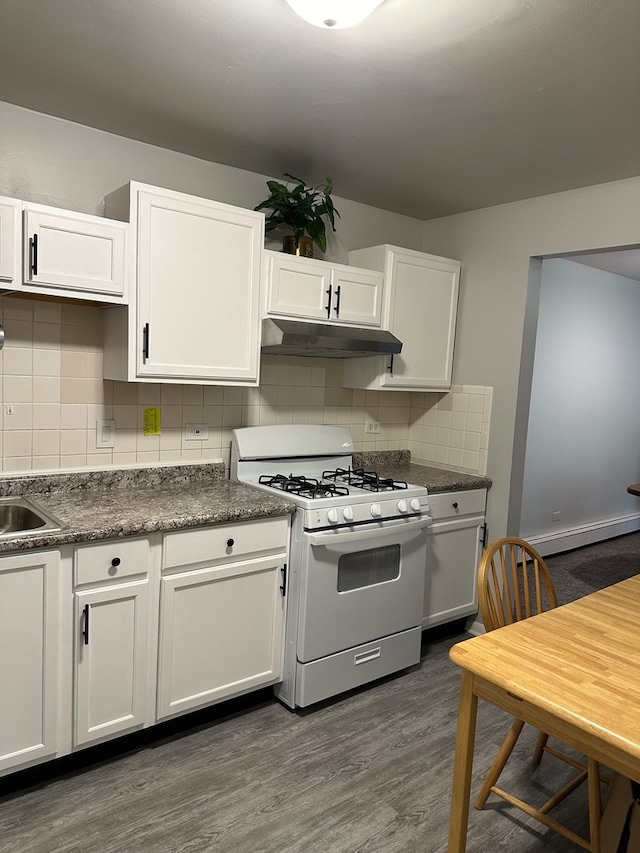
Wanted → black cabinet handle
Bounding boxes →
[142,323,150,361]
[82,604,90,645]
[111,557,121,567]
[30,234,38,277]
[280,563,288,596]
[452,502,459,510]
[325,284,332,318]
[387,354,394,374]
[333,285,341,316]
[227,538,234,548]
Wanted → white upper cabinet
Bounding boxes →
[342,245,460,391]
[103,182,264,385]
[0,196,21,285]
[22,204,127,302]
[264,250,383,327]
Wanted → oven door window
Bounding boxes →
[337,544,400,592]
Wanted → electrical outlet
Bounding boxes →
[552,511,561,522]
[365,420,381,434]
[185,424,209,441]
[96,419,116,449]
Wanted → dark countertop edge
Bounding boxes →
[0,480,295,554]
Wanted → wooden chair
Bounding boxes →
[476,537,604,851]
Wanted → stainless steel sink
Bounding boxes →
[0,496,66,538]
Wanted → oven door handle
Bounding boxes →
[308,515,431,546]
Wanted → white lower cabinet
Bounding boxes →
[423,490,487,629]
[73,537,152,747]
[0,514,290,778]
[157,517,289,720]
[0,550,60,773]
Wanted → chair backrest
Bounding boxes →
[477,537,559,632]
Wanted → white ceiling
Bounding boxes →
[1,0,639,223]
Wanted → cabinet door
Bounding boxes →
[0,550,59,772]
[331,267,383,326]
[23,206,127,302]
[266,252,332,321]
[343,246,460,392]
[74,580,150,746]
[157,555,286,720]
[423,515,484,629]
[382,250,460,389]
[0,196,21,284]
[136,189,263,383]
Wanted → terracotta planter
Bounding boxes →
[283,235,313,258]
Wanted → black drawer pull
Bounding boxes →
[111,557,121,567]
[227,538,235,547]
[82,604,90,645]
[452,502,459,510]
[30,234,39,277]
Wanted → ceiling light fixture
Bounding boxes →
[284,0,385,29]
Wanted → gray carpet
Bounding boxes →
[545,531,640,605]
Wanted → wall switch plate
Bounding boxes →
[96,419,115,449]
[365,420,381,434]
[185,424,209,441]
[552,511,561,522]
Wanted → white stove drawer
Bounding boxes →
[294,627,421,707]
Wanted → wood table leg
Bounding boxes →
[448,670,478,853]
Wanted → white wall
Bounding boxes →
[0,101,492,477]
[0,101,423,263]
[520,259,640,549]
[421,178,640,542]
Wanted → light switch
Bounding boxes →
[96,419,116,449]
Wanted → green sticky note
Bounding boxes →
[144,407,161,436]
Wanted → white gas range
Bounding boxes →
[231,424,431,709]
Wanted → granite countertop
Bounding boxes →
[353,451,492,494]
[0,453,490,554]
[0,463,295,553]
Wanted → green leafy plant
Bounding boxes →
[254,173,340,254]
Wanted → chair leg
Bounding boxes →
[475,718,525,809]
[533,731,548,765]
[587,757,601,853]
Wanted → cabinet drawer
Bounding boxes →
[75,537,149,586]
[163,516,289,570]
[428,489,486,521]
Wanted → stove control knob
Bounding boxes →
[327,508,339,525]
[397,499,408,514]
[370,503,383,518]
[343,506,354,522]
[410,497,422,512]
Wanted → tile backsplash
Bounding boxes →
[0,297,492,476]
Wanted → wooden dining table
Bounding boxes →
[447,574,640,852]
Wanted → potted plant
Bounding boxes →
[254,173,340,257]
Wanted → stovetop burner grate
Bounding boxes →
[322,467,408,492]
[258,473,350,500]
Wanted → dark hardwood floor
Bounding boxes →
[0,624,594,853]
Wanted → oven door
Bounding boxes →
[297,516,430,663]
